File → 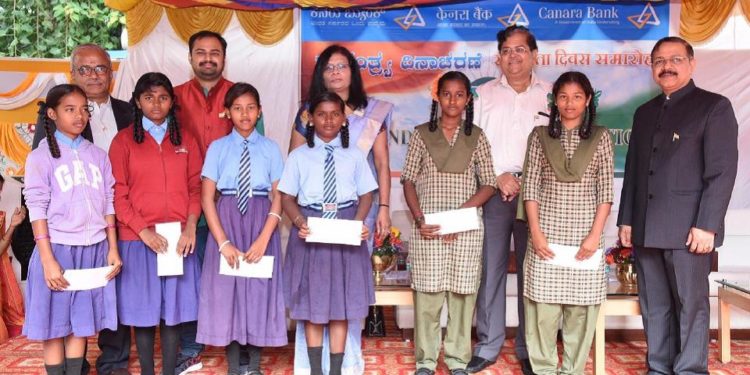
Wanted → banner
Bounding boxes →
[301,0,670,176]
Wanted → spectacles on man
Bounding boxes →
[74,65,110,76]
[652,56,691,69]
[500,46,529,56]
[324,63,349,73]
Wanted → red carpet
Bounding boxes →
[1,319,748,374]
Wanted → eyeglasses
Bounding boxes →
[652,56,691,68]
[74,65,110,76]
[500,46,530,56]
[324,63,349,73]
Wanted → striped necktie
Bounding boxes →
[322,144,337,219]
[237,139,251,215]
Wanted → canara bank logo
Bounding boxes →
[628,2,660,29]
[498,3,529,27]
[395,6,426,30]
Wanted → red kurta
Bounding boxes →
[174,78,234,158]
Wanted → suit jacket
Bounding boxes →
[617,80,738,249]
[31,97,132,150]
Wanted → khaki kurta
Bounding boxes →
[522,127,614,305]
[401,125,496,294]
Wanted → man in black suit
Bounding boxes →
[618,36,738,375]
[32,43,133,375]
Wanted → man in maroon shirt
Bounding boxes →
[171,30,234,375]
[174,31,234,158]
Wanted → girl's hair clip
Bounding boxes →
[175,147,188,154]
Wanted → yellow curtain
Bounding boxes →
[124,1,163,46]
[741,0,750,24]
[0,123,30,176]
[680,0,736,42]
[165,7,233,44]
[294,0,354,7]
[0,74,38,98]
[109,0,295,47]
[236,9,294,46]
[104,0,142,12]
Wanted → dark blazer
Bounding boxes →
[617,80,738,249]
[32,97,133,150]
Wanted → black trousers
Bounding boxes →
[90,324,131,374]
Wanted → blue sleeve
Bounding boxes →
[354,151,378,195]
[269,141,284,183]
[201,140,221,182]
[277,151,300,196]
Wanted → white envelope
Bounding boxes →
[219,255,274,278]
[155,222,184,276]
[63,266,112,291]
[305,217,363,246]
[424,207,480,235]
[541,243,603,270]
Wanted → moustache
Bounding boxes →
[659,70,677,78]
[199,61,217,68]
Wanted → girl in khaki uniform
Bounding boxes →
[402,71,496,375]
[520,71,614,374]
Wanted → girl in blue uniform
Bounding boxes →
[279,92,377,375]
[197,82,287,375]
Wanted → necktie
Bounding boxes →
[237,139,251,214]
[322,145,337,219]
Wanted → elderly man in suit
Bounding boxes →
[32,43,133,375]
[618,36,738,375]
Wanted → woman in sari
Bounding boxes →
[0,175,27,342]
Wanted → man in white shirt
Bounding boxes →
[468,25,551,375]
[32,43,133,375]
[32,44,131,151]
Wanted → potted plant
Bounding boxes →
[605,241,637,285]
[371,226,402,285]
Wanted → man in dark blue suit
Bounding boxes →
[32,43,133,375]
[618,36,738,375]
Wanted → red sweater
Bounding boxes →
[109,126,202,240]
[174,78,234,159]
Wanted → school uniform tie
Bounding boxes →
[237,139,251,215]
[322,144,337,219]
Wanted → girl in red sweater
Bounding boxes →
[109,72,202,375]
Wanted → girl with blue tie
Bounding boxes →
[196,83,287,375]
[279,92,377,375]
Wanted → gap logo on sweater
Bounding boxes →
[54,160,103,192]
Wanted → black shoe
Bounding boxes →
[415,368,435,375]
[450,369,469,375]
[520,358,535,375]
[466,356,495,373]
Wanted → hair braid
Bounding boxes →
[166,106,181,147]
[305,123,315,148]
[428,100,438,132]
[464,96,474,136]
[579,101,596,139]
[37,101,61,158]
[341,120,350,148]
[43,117,61,159]
[547,105,562,139]
[133,106,145,144]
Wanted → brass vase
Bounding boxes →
[371,254,394,285]
[616,263,637,285]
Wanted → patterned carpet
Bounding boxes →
[1,317,748,374]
